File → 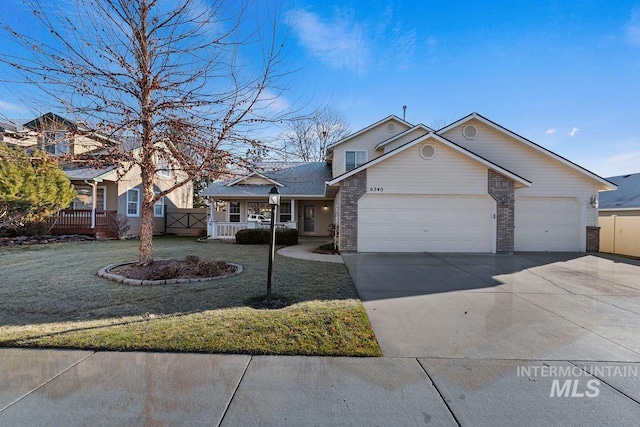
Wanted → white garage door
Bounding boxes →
[358,194,494,252]
[515,197,582,251]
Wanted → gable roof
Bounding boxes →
[438,112,616,191]
[23,112,92,133]
[328,132,532,188]
[225,171,284,187]
[62,163,118,181]
[201,162,332,198]
[374,124,433,150]
[326,115,412,151]
[599,173,640,209]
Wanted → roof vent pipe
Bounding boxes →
[403,105,407,121]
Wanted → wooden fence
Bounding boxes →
[599,215,640,257]
[164,208,209,237]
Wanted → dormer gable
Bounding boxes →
[326,115,412,177]
[225,172,284,187]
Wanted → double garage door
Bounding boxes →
[357,194,584,253]
[358,194,494,252]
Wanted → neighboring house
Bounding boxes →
[1,113,193,237]
[204,112,615,253]
[598,172,640,257]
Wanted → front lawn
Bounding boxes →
[0,236,380,356]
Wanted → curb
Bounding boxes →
[97,261,243,286]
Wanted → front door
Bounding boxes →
[303,205,315,233]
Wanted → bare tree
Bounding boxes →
[277,107,350,162]
[1,0,292,265]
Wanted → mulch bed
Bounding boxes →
[110,259,237,281]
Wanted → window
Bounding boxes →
[154,194,164,217]
[44,130,71,155]
[156,158,171,177]
[229,201,240,222]
[345,150,367,171]
[126,188,140,217]
[72,186,106,210]
[279,203,292,222]
[247,202,272,220]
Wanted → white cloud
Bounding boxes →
[568,127,580,137]
[625,8,640,45]
[545,128,556,135]
[627,24,640,45]
[286,9,369,74]
[0,100,30,118]
[590,150,640,177]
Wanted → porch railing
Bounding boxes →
[208,220,297,239]
[47,209,117,236]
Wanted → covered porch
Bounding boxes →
[48,164,120,238]
[47,209,118,238]
[207,198,334,239]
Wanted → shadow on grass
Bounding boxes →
[0,236,357,329]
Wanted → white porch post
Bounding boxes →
[208,202,217,238]
[86,180,97,229]
[290,199,295,223]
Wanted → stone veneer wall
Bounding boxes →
[586,226,600,252]
[487,170,515,253]
[338,170,367,252]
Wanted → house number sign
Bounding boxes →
[369,187,384,192]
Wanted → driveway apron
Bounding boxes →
[342,252,640,361]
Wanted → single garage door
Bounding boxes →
[515,197,582,251]
[358,194,494,252]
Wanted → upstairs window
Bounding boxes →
[345,150,367,171]
[43,130,71,155]
[156,158,171,177]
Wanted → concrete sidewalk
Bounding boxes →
[2,348,640,426]
[277,238,343,264]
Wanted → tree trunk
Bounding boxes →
[138,169,155,266]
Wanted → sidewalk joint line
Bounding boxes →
[568,360,640,406]
[416,358,462,427]
[0,350,96,413]
[217,355,252,427]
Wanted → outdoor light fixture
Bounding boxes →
[323,202,328,210]
[269,186,281,207]
[266,186,280,305]
[590,195,598,209]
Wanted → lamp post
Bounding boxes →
[266,186,280,304]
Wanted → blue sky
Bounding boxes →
[1,0,639,177]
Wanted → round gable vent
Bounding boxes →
[386,122,397,132]
[420,144,436,159]
[462,124,478,140]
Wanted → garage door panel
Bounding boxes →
[515,197,582,252]
[358,194,494,253]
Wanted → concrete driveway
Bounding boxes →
[343,252,640,360]
[339,252,640,425]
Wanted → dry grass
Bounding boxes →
[0,237,381,356]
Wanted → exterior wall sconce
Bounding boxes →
[590,195,598,209]
[323,202,329,210]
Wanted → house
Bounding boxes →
[205,112,616,252]
[1,113,193,237]
[598,172,640,257]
